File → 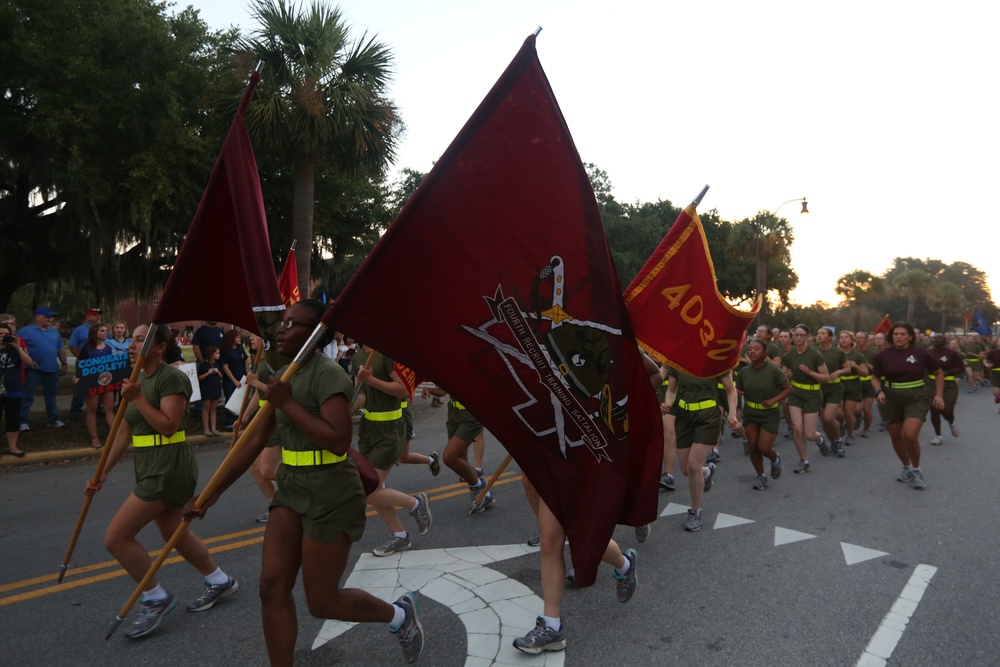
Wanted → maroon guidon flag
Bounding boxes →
[625,197,758,377]
[153,70,284,334]
[322,35,662,586]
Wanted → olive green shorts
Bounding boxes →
[358,417,406,470]
[402,404,414,439]
[821,382,844,406]
[447,404,484,443]
[878,388,929,424]
[992,370,1000,388]
[841,380,862,403]
[673,406,721,449]
[928,380,958,404]
[742,407,780,434]
[273,460,367,544]
[861,379,877,399]
[132,442,197,509]
[788,388,822,414]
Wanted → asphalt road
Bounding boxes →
[2,389,999,666]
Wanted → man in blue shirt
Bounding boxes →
[67,307,102,416]
[17,306,68,429]
[190,321,224,417]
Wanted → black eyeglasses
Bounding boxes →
[279,319,312,330]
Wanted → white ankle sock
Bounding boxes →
[205,567,228,586]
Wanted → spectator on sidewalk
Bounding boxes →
[219,330,248,431]
[16,307,67,429]
[107,321,132,355]
[191,321,224,364]
[1,321,34,456]
[68,308,102,418]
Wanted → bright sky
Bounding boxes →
[184,0,999,308]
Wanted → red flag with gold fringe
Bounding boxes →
[625,201,758,377]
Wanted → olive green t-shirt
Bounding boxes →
[781,346,826,385]
[818,346,848,379]
[275,354,353,452]
[352,349,400,413]
[668,367,723,404]
[736,362,788,404]
[125,364,191,436]
[844,348,868,377]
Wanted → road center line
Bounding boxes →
[856,564,937,667]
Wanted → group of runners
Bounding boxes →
[77,300,1000,664]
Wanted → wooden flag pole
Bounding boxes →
[58,325,158,584]
[105,322,328,640]
[349,347,376,411]
[471,453,514,512]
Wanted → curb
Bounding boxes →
[0,433,230,469]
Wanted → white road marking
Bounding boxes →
[312,544,565,666]
[841,542,889,565]
[713,513,754,529]
[660,502,690,516]
[774,527,816,546]
[855,564,938,666]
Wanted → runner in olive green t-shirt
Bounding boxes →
[837,331,869,447]
[780,324,832,473]
[737,339,793,490]
[816,326,850,457]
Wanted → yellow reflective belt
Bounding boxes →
[132,431,186,448]
[363,408,403,422]
[281,448,347,466]
[887,380,925,389]
[716,382,725,389]
[928,374,955,381]
[826,377,841,384]
[678,399,717,411]
[859,375,872,381]
[450,400,466,410]
[791,381,820,391]
[401,400,408,408]
[745,400,777,410]
[661,380,669,386]
[841,375,859,381]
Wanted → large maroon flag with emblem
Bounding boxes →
[152,71,284,334]
[323,35,662,586]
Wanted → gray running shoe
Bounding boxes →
[770,455,782,479]
[475,467,485,478]
[566,569,576,585]
[785,427,794,438]
[527,532,540,547]
[659,472,676,491]
[373,534,412,557]
[896,467,914,483]
[793,460,810,474]
[703,462,716,493]
[911,469,927,489]
[255,511,269,524]
[929,436,942,446]
[752,474,768,490]
[816,434,830,457]
[470,483,496,514]
[949,423,960,438]
[845,435,855,446]
[409,492,432,535]
[836,440,846,458]
[513,616,566,654]
[126,592,177,639]
[706,449,721,465]
[683,508,703,532]
[862,429,871,438]
[613,548,639,602]
[391,592,424,663]
[428,452,441,476]
[878,422,885,432]
[634,523,651,544]
[187,577,239,612]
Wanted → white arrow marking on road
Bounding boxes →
[713,513,754,529]
[774,527,817,546]
[660,502,690,517]
[841,542,889,565]
[312,544,565,666]
[855,564,938,666]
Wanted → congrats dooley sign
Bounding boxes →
[76,354,130,396]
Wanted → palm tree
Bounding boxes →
[926,281,964,333]
[892,269,933,325]
[835,270,884,331]
[240,0,400,292]
[728,212,795,317]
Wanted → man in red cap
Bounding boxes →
[68,308,103,417]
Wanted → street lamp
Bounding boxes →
[754,197,808,324]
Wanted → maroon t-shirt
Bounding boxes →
[985,348,1000,370]
[873,346,939,383]
[929,346,964,376]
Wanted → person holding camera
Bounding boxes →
[0,320,35,457]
